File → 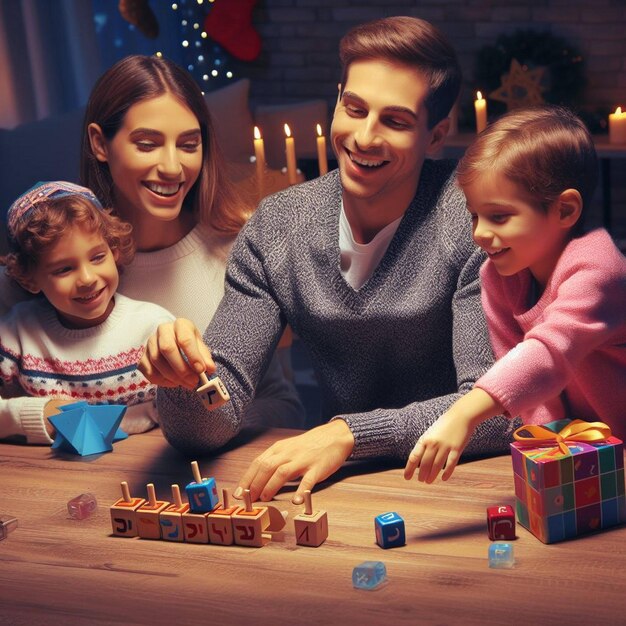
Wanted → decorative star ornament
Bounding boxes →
[49,401,128,456]
[489,58,546,110]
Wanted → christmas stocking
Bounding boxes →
[204,0,261,62]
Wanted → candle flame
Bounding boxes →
[316,123,322,136]
[254,126,261,140]
[476,91,483,101]
[284,123,292,138]
[616,107,623,115]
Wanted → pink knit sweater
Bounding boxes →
[475,229,626,441]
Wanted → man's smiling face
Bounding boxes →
[331,59,440,216]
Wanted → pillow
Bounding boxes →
[253,99,329,169]
[204,78,255,164]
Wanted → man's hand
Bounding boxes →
[139,318,215,389]
[43,398,67,438]
[235,419,355,503]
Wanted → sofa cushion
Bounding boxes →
[204,78,255,164]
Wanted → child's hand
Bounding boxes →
[139,318,215,390]
[404,412,473,483]
[404,388,504,484]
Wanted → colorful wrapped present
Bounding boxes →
[511,419,626,544]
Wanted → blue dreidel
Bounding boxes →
[0,515,18,541]
[186,461,219,513]
[352,561,388,590]
[374,512,406,549]
[488,541,515,569]
[68,493,97,520]
[197,372,230,410]
[160,484,190,542]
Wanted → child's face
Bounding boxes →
[463,173,568,287]
[27,226,119,329]
[95,92,202,227]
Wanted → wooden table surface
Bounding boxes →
[1,427,625,626]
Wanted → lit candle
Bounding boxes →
[609,106,626,144]
[284,124,297,185]
[316,124,328,176]
[474,91,487,134]
[253,126,266,198]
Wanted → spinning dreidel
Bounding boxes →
[160,485,190,542]
[110,481,145,538]
[231,489,270,547]
[293,490,328,547]
[136,484,170,539]
[197,372,230,410]
[186,461,219,513]
[207,488,241,545]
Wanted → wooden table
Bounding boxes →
[1,428,625,625]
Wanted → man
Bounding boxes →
[142,16,514,504]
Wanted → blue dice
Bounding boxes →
[352,561,387,590]
[374,512,406,549]
[186,477,219,513]
[488,541,515,569]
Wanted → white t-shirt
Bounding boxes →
[339,201,403,290]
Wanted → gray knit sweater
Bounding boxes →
[158,160,515,459]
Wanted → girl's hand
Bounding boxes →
[404,412,473,483]
[404,388,503,484]
[139,318,215,389]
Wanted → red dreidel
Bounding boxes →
[232,489,270,547]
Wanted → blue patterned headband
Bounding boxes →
[7,181,103,241]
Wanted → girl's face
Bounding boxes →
[91,93,203,240]
[27,226,119,329]
[463,173,569,288]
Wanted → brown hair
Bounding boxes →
[339,16,461,129]
[80,55,248,236]
[457,105,598,232]
[2,194,134,286]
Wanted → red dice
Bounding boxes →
[487,505,516,540]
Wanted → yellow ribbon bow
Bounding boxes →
[513,419,612,456]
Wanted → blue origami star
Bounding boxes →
[49,401,128,456]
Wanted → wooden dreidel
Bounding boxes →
[185,461,219,513]
[136,483,170,539]
[262,505,289,543]
[110,481,145,538]
[207,488,241,545]
[197,372,230,410]
[231,489,270,547]
[159,484,190,542]
[293,490,328,547]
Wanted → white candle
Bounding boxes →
[253,126,266,198]
[284,124,298,185]
[474,91,487,134]
[609,106,626,144]
[316,124,328,176]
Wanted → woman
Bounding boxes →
[79,55,304,430]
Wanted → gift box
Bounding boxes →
[511,419,626,544]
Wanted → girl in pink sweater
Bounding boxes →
[405,106,626,483]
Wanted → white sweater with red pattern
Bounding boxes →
[0,293,173,444]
